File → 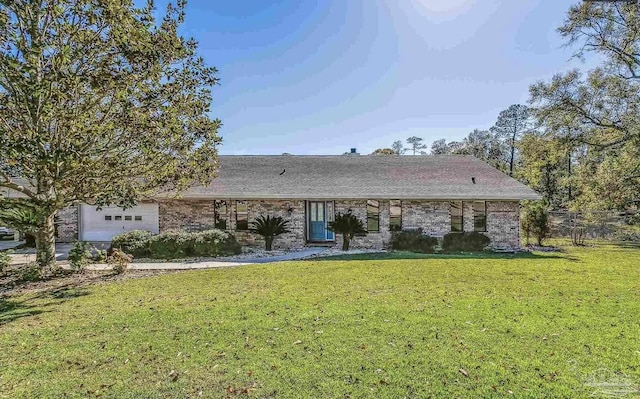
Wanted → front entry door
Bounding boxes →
[309,201,326,241]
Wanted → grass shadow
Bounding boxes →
[0,298,49,325]
[0,284,91,326]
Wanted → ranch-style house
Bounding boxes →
[3,154,541,250]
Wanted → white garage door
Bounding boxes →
[80,203,159,242]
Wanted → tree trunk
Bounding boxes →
[509,137,516,177]
[265,237,273,251]
[341,235,350,251]
[35,212,56,269]
[567,151,572,202]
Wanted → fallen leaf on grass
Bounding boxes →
[459,368,469,377]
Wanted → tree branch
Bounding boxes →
[0,171,35,198]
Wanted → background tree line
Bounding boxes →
[372,2,640,215]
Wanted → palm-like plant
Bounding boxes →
[251,215,291,251]
[0,203,40,247]
[328,210,367,251]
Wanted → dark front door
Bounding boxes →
[308,201,326,241]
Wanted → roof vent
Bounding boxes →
[471,176,476,184]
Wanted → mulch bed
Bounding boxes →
[0,265,182,298]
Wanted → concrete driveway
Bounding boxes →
[3,241,76,264]
[0,240,22,251]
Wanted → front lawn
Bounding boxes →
[1,244,639,398]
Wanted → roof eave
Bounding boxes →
[155,193,542,201]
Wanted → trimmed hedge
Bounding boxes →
[391,229,438,254]
[148,230,192,259]
[110,230,154,257]
[190,229,242,257]
[110,229,242,259]
[442,232,491,253]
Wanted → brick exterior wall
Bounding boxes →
[46,198,519,250]
[55,205,78,242]
[485,201,521,249]
[158,199,307,250]
[230,200,306,250]
[159,200,217,232]
[55,199,521,249]
[334,200,388,249]
[330,200,520,250]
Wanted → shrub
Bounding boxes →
[251,215,290,251]
[68,241,91,271]
[328,209,367,251]
[148,230,193,259]
[18,262,42,281]
[615,229,640,242]
[521,202,550,246]
[442,232,491,253]
[146,229,241,259]
[391,229,438,253]
[0,250,10,274]
[108,249,132,274]
[110,230,153,257]
[93,249,108,263]
[192,229,242,257]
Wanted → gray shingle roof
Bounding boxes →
[175,155,541,201]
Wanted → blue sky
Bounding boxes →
[172,0,587,155]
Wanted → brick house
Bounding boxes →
[35,155,541,250]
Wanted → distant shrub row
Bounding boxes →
[110,229,242,259]
[391,229,438,253]
[442,232,491,252]
[391,230,491,253]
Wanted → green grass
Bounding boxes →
[1,244,640,398]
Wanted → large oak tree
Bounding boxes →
[0,0,221,268]
[529,2,640,211]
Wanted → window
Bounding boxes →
[135,216,142,221]
[389,200,402,231]
[125,215,132,221]
[214,200,228,229]
[235,201,248,230]
[104,215,112,221]
[450,201,463,232]
[473,201,487,232]
[367,200,380,232]
[114,215,122,221]
[326,201,335,240]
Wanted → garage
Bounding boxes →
[79,203,159,242]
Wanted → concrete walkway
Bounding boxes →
[73,247,327,271]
